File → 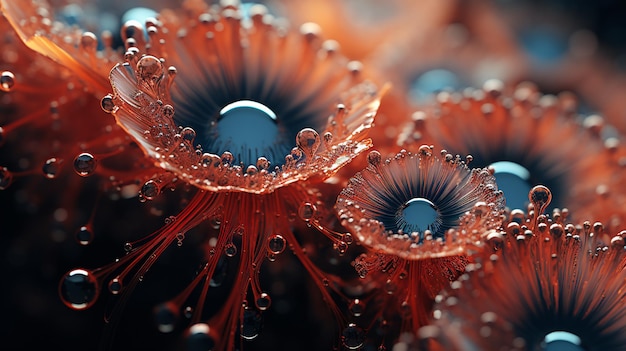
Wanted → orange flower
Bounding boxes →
[426,186,626,351]
[335,146,504,346]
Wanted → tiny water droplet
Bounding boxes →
[298,202,316,221]
[154,302,178,333]
[0,167,13,190]
[42,158,61,178]
[267,234,286,254]
[1,71,15,92]
[108,276,122,294]
[367,150,381,166]
[224,242,237,257]
[101,94,115,113]
[255,293,271,311]
[141,180,159,200]
[349,299,364,317]
[80,32,98,52]
[419,144,433,157]
[73,153,97,177]
[529,185,552,215]
[59,269,99,310]
[75,226,93,246]
[296,128,321,159]
[256,157,270,170]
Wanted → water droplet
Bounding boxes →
[298,202,316,221]
[241,308,263,340]
[224,242,237,257]
[141,180,159,200]
[73,153,97,177]
[323,132,333,146]
[549,223,564,238]
[101,94,115,113]
[136,55,164,82]
[108,277,122,294]
[256,157,270,170]
[296,128,321,159]
[529,185,552,215]
[124,242,133,252]
[367,150,382,166]
[209,256,228,287]
[186,323,216,351]
[59,269,99,310]
[154,302,178,333]
[342,323,365,350]
[75,226,93,245]
[418,145,433,157]
[349,299,364,317]
[1,71,15,92]
[396,198,441,239]
[42,158,61,178]
[255,293,271,311]
[0,167,13,190]
[181,127,196,143]
[80,32,98,52]
[267,234,286,254]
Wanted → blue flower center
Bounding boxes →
[395,197,441,239]
[490,161,531,210]
[542,331,585,351]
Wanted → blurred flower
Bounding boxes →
[399,80,626,230]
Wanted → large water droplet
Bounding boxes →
[73,153,97,177]
[542,331,584,351]
[214,100,279,166]
[186,323,216,351]
[490,161,532,210]
[241,308,263,340]
[342,323,365,350]
[59,269,99,310]
[1,71,15,92]
[395,198,441,238]
[137,55,164,82]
